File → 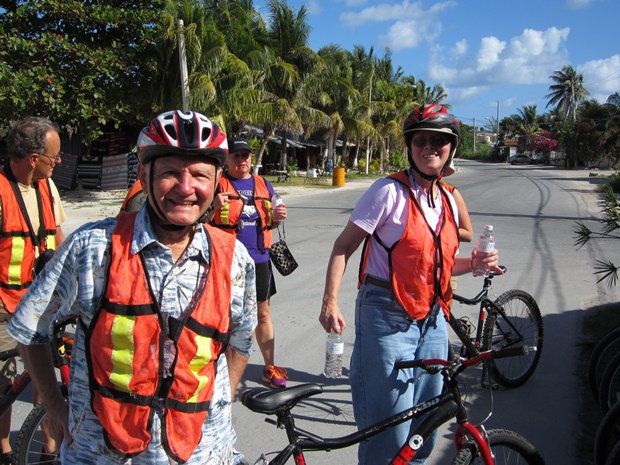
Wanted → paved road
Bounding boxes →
[232,160,619,465]
[11,160,619,464]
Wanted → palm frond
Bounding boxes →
[594,259,619,287]
[574,221,593,248]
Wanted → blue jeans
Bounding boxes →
[350,282,448,465]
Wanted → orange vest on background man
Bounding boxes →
[358,170,459,320]
[86,211,234,463]
[210,174,274,249]
[0,168,57,312]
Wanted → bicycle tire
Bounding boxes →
[451,429,545,465]
[13,402,58,465]
[604,441,620,465]
[594,396,620,465]
[482,289,544,388]
[588,326,620,400]
[598,351,620,413]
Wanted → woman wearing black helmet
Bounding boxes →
[319,104,502,464]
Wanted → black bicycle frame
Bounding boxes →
[450,289,526,356]
[266,390,459,465]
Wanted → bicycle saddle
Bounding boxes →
[241,383,323,414]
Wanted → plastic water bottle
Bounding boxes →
[472,225,495,277]
[271,191,283,209]
[323,332,344,378]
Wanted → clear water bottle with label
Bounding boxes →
[271,191,283,209]
[323,332,344,378]
[472,225,495,277]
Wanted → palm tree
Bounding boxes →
[260,0,329,170]
[546,65,590,123]
[413,79,448,106]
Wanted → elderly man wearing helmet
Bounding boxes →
[319,104,502,464]
[7,111,257,465]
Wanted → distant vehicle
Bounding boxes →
[531,153,547,164]
[509,155,533,165]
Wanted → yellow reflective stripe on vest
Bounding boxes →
[187,334,213,403]
[109,316,136,393]
[220,204,231,225]
[8,237,25,285]
[46,234,56,250]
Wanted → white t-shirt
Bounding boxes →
[350,172,458,281]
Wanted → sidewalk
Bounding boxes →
[59,176,378,235]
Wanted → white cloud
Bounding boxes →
[452,39,468,57]
[379,19,441,51]
[339,0,457,51]
[566,0,593,8]
[304,0,323,15]
[429,27,571,96]
[477,37,506,72]
[578,55,620,101]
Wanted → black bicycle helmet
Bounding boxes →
[403,104,460,177]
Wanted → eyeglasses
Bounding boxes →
[232,152,251,160]
[40,152,64,162]
[411,135,452,148]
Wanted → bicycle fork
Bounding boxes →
[455,422,495,465]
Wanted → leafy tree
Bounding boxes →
[0,0,164,143]
[258,0,323,170]
[546,65,589,123]
[554,99,619,167]
[530,130,557,159]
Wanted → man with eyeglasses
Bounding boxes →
[319,104,502,465]
[209,137,289,389]
[0,116,66,464]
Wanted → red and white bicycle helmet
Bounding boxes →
[137,110,228,167]
[403,104,460,176]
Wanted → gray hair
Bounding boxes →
[6,117,60,162]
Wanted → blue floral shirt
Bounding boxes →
[7,207,257,465]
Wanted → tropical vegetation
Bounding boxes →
[1,0,619,173]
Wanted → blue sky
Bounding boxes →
[256,0,619,129]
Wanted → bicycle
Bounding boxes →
[594,398,620,465]
[6,319,73,465]
[448,266,544,388]
[587,325,620,403]
[597,350,620,413]
[242,346,545,465]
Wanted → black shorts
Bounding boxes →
[255,260,276,302]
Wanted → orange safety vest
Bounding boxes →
[86,211,234,462]
[358,171,459,320]
[210,174,274,249]
[0,168,57,312]
[120,179,145,212]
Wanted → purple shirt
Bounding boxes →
[224,175,275,264]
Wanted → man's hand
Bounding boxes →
[213,192,233,210]
[319,302,346,334]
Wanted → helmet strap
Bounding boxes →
[410,160,439,182]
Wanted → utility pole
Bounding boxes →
[178,20,190,113]
[496,100,501,157]
[365,67,374,175]
[473,116,476,157]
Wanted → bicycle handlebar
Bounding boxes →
[394,345,528,372]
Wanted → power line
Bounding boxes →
[584,68,620,86]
